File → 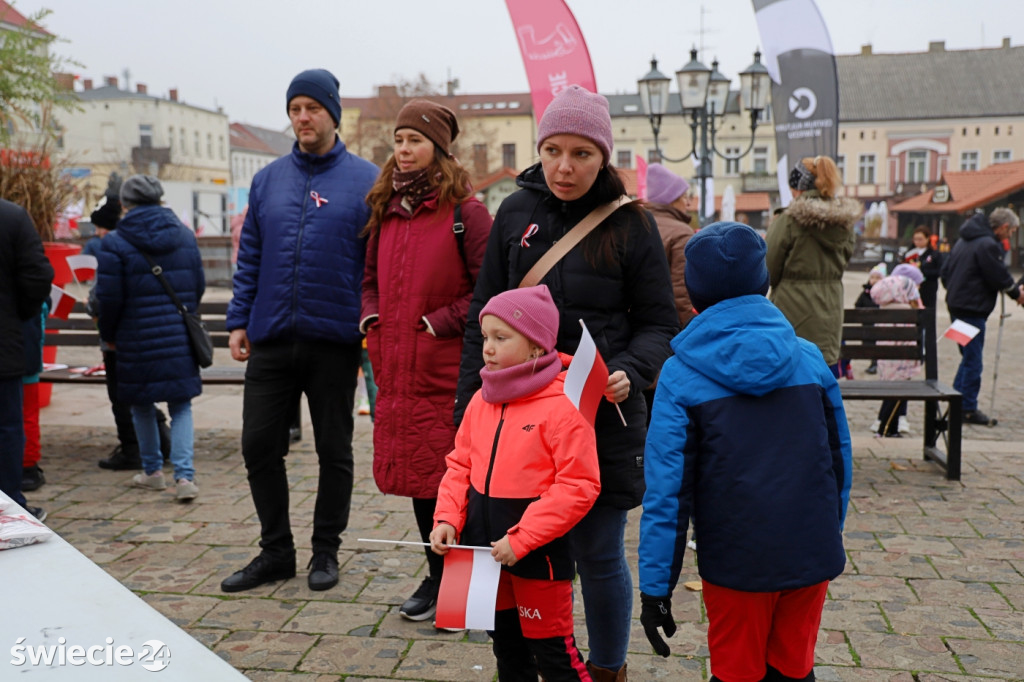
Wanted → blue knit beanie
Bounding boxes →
[286,69,341,125]
[684,221,769,311]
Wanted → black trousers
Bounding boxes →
[104,350,170,456]
[412,496,444,578]
[241,339,361,562]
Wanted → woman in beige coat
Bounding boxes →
[766,156,860,372]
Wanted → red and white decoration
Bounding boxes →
[66,254,97,283]
[49,285,76,319]
[435,547,502,631]
[564,320,610,424]
[943,320,981,346]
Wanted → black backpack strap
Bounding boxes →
[453,203,472,282]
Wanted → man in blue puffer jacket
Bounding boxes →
[638,223,852,682]
[222,69,379,594]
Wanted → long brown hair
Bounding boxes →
[579,164,651,270]
[363,147,473,237]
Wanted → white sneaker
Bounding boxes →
[175,478,199,502]
[898,416,912,435]
[132,471,166,490]
[686,539,697,552]
[869,420,881,434]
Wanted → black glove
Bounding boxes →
[640,592,676,657]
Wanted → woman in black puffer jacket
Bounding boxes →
[455,86,678,680]
[95,175,204,502]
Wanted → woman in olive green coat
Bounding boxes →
[766,156,861,369]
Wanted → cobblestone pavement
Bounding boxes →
[32,273,1024,680]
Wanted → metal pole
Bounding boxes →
[699,108,709,225]
[989,294,1009,417]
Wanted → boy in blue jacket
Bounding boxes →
[638,222,852,682]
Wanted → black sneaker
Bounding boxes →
[289,426,302,444]
[25,506,47,523]
[400,576,439,621]
[220,554,296,593]
[98,445,143,471]
[964,410,994,426]
[307,552,339,591]
[21,465,45,492]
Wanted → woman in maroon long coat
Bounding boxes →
[360,99,492,623]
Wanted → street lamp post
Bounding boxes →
[638,48,771,225]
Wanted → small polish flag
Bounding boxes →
[66,254,97,283]
[434,546,501,631]
[49,284,76,319]
[564,320,611,425]
[944,320,981,346]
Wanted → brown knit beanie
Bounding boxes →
[394,99,459,154]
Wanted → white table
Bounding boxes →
[0,492,246,679]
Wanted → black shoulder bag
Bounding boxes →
[139,251,214,368]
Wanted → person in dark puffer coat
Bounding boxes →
[95,175,204,502]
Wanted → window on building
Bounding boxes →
[724,146,741,175]
[180,128,186,155]
[168,127,174,153]
[647,148,660,164]
[473,144,488,176]
[836,155,846,184]
[960,151,979,171]
[101,123,116,152]
[139,124,153,149]
[194,131,200,156]
[616,150,633,169]
[219,135,225,160]
[752,146,768,173]
[858,154,876,185]
[994,149,1012,163]
[502,143,516,169]
[207,133,213,158]
[906,150,928,183]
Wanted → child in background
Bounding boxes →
[855,263,887,375]
[430,285,599,682]
[639,222,852,682]
[870,263,923,437]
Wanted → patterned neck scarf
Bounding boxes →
[392,167,434,213]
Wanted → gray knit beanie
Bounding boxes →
[120,174,164,206]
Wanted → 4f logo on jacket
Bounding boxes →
[522,424,536,432]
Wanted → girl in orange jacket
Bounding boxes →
[430,285,600,681]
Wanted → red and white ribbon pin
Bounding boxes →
[310,191,329,208]
[520,223,539,247]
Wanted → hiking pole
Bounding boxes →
[988,295,1010,420]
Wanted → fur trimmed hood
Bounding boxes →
[784,190,861,249]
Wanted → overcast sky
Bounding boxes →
[26,0,1019,131]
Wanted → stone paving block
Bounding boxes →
[180,521,262,546]
[51,499,136,520]
[964,515,1024,540]
[141,593,222,627]
[111,499,197,522]
[881,603,991,638]
[118,520,204,543]
[972,607,1024,641]
[951,537,1024,562]
[199,597,304,631]
[848,550,940,579]
[272,572,366,602]
[213,631,317,671]
[358,574,424,606]
[843,531,884,552]
[930,555,1024,583]
[179,500,257,523]
[817,629,856,666]
[53,518,137,544]
[846,631,960,673]
[300,634,407,677]
[990,581,1024,610]
[850,496,925,517]
[114,540,209,571]
[184,626,230,649]
[245,672,341,682]
[843,512,904,534]
[66,539,135,565]
[875,533,962,556]
[908,579,1011,611]
[820,600,889,632]
[619,653,707,680]
[947,638,1024,678]
[897,515,979,537]
[829,575,918,604]
[122,564,216,594]
[813,669,916,681]
[286,601,388,635]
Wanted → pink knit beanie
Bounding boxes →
[536,85,613,164]
[646,163,690,204]
[479,285,559,353]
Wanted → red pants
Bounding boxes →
[703,579,829,682]
[22,383,40,468]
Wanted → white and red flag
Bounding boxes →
[49,284,76,319]
[944,319,981,346]
[66,254,97,283]
[564,320,610,425]
[434,546,502,631]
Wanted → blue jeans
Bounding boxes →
[951,315,986,412]
[569,504,632,670]
[131,400,194,481]
[0,378,26,507]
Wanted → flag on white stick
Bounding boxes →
[943,320,981,346]
[49,284,76,319]
[564,320,611,425]
[434,547,502,631]
[66,254,97,283]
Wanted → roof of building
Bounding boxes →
[891,160,1024,213]
[606,91,744,118]
[0,0,49,36]
[230,122,292,156]
[838,43,1024,122]
[77,84,227,117]
[472,166,519,192]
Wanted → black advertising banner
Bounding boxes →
[752,0,839,205]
